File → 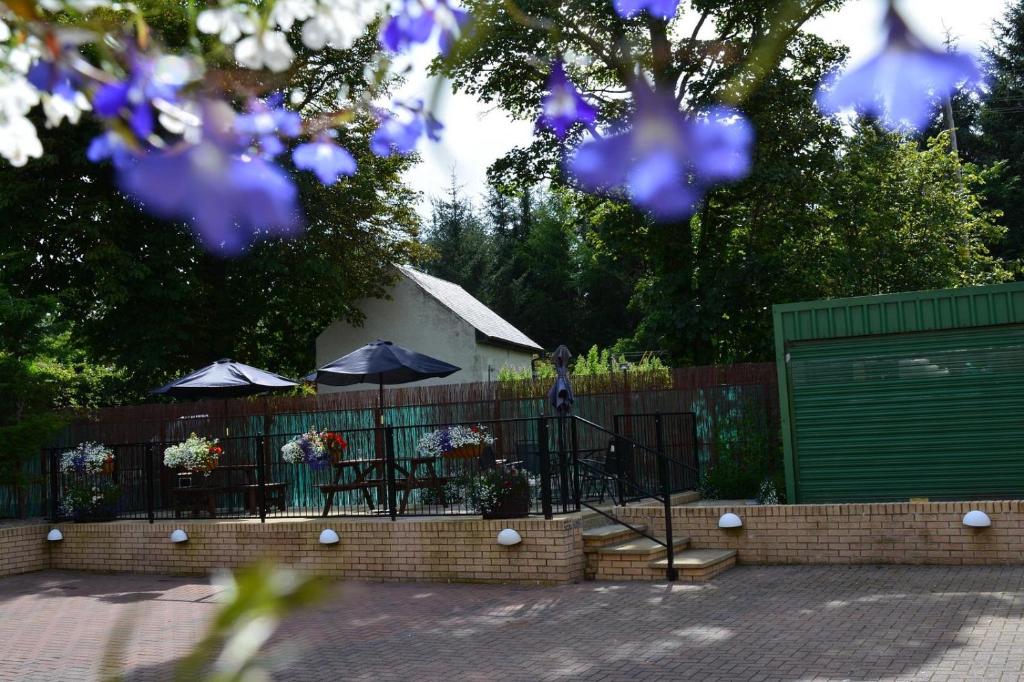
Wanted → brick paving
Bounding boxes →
[3,566,1024,681]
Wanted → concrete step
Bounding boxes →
[582,523,648,547]
[649,549,738,582]
[596,535,690,556]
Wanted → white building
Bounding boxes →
[315,265,543,392]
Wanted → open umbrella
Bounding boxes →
[548,345,574,415]
[309,340,460,411]
[151,359,299,399]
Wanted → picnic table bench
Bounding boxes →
[317,456,449,517]
[170,464,288,518]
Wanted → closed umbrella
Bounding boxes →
[548,345,574,415]
[309,340,460,412]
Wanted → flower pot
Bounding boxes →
[482,491,531,519]
[445,444,484,460]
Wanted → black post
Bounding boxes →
[48,449,60,522]
[612,436,627,506]
[557,416,569,514]
[145,443,155,524]
[256,435,267,523]
[385,425,398,521]
[690,412,701,490]
[570,416,581,512]
[655,413,678,581]
[538,417,553,519]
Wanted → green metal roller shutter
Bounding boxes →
[788,325,1024,502]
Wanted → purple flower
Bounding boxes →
[612,0,680,20]
[292,139,356,185]
[235,95,302,159]
[371,112,424,157]
[86,132,131,167]
[27,59,80,100]
[816,6,981,132]
[93,55,189,139]
[380,0,469,56]
[117,137,302,254]
[538,60,597,138]
[567,91,753,219]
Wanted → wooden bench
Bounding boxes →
[170,465,288,518]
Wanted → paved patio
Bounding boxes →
[2,566,1024,681]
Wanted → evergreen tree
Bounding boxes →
[979,1,1024,265]
[422,174,493,299]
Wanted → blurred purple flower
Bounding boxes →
[93,56,186,139]
[293,139,357,185]
[425,113,444,142]
[117,137,301,254]
[371,112,424,157]
[538,60,597,138]
[612,0,680,20]
[380,0,469,56]
[816,6,981,131]
[27,59,80,100]
[567,91,753,219]
[86,132,131,167]
[235,95,302,158]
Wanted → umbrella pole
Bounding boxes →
[378,374,384,426]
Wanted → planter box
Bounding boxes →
[482,493,531,519]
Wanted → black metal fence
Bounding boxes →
[44,413,699,523]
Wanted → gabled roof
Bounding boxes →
[398,265,543,353]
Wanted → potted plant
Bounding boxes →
[59,443,120,521]
[281,427,347,469]
[416,424,496,460]
[468,467,531,519]
[164,433,222,487]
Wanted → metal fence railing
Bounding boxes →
[42,414,700,525]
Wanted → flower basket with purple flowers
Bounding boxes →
[281,427,346,469]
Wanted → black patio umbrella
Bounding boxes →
[548,345,574,415]
[309,340,460,411]
[151,358,299,399]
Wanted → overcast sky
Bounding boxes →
[400,0,1011,214]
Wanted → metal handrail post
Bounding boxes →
[385,426,398,521]
[656,413,677,581]
[538,417,553,519]
[256,435,267,523]
[145,443,155,524]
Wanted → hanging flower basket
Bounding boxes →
[445,444,484,460]
[417,425,496,459]
[164,434,221,474]
[101,455,115,477]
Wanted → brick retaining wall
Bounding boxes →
[41,517,584,585]
[0,525,50,577]
[618,500,1024,565]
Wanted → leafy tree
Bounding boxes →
[0,30,422,397]
[438,0,1010,364]
[978,1,1024,265]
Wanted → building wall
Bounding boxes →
[619,500,1024,565]
[316,275,534,391]
[45,517,585,585]
[0,525,50,577]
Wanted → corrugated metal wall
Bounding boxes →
[774,282,1024,503]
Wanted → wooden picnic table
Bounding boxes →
[317,455,449,517]
[170,464,287,518]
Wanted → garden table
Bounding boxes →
[317,456,450,516]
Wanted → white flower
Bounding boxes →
[235,30,294,72]
[0,19,11,42]
[271,0,316,31]
[41,90,91,128]
[7,40,41,75]
[300,0,380,51]
[0,75,39,117]
[197,5,257,44]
